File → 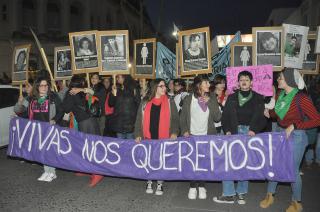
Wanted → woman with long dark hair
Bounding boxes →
[109,74,140,139]
[134,78,179,195]
[180,75,221,200]
[29,76,61,182]
[53,75,103,187]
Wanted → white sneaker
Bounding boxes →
[37,172,49,181]
[42,173,57,182]
[146,181,153,194]
[198,187,207,199]
[188,188,197,200]
[155,183,163,196]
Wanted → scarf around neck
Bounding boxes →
[274,88,299,120]
[143,95,170,139]
[238,91,252,107]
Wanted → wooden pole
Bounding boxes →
[86,73,90,88]
[113,75,116,86]
[142,78,146,91]
[39,48,57,92]
[19,83,23,97]
[62,79,66,87]
[186,79,189,91]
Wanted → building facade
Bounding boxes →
[0,0,155,81]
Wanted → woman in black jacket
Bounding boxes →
[54,75,103,187]
[109,74,140,139]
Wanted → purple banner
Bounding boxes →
[7,117,295,182]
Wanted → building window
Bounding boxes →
[1,4,7,21]
[47,1,60,32]
[22,0,36,29]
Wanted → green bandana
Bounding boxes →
[274,88,299,120]
[238,91,253,107]
[37,95,47,104]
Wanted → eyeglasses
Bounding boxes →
[39,84,48,88]
[158,85,166,89]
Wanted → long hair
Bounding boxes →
[69,75,85,89]
[192,75,209,98]
[32,77,51,99]
[144,78,165,102]
[120,74,136,95]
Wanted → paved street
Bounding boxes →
[0,147,319,212]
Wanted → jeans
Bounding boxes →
[305,131,320,164]
[116,132,134,139]
[267,130,308,201]
[222,125,249,196]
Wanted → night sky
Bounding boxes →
[145,0,302,38]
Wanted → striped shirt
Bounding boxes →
[271,92,320,129]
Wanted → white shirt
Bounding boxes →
[190,95,209,135]
[174,92,189,112]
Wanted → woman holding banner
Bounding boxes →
[53,75,104,187]
[28,76,61,182]
[180,75,222,200]
[260,68,320,212]
[213,71,266,205]
[134,78,179,195]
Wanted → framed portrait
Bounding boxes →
[176,43,181,78]
[178,27,212,76]
[300,32,319,74]
[54,46,72,80]
[252,26,284,71]
[69,30,100,74]
[315,26,320,54]
[12,44,31,85]
[283,24,309,69]
[98,30,130,75]
[133,38,156,79]
[231,42,253,67]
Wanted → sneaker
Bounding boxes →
[37,172,49,181]
[237,193,246,205]
[42,173,57,182]
[198,187,207,199]
[146,181,153,194]
[155,183,163,195]
[213,195,235,204]
[260,193,274,208]
[188,188,197,200]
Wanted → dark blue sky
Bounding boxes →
[145,0,302,37]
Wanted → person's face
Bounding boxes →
[190,36,201,50]
[239,76,252,91]
[117,75,124,85]
[290,38,297,46]
[103,78,111,89]
[277,73,289,89]
[199,80,210,93]
[81,40,89,50]
[25,83,33,95]
[168,80,174,91]
[38,80,49,96]
[215,82,225,95]
[174,82,182,92]
[156,81,167,97]
[263,37,277,51]
[108,38,115,45]
[17,52,26,65]
[91,74,100,86]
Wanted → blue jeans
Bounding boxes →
[222,125,249,196]
[266,130,308,201]
[116,132,134,139]
[305,131,320,164]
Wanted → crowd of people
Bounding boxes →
[13,68,320,212]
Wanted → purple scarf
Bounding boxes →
[198,97,208,112]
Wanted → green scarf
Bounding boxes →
[274,88,299,120]
[37,95,47,104]
[238,91,253,107]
